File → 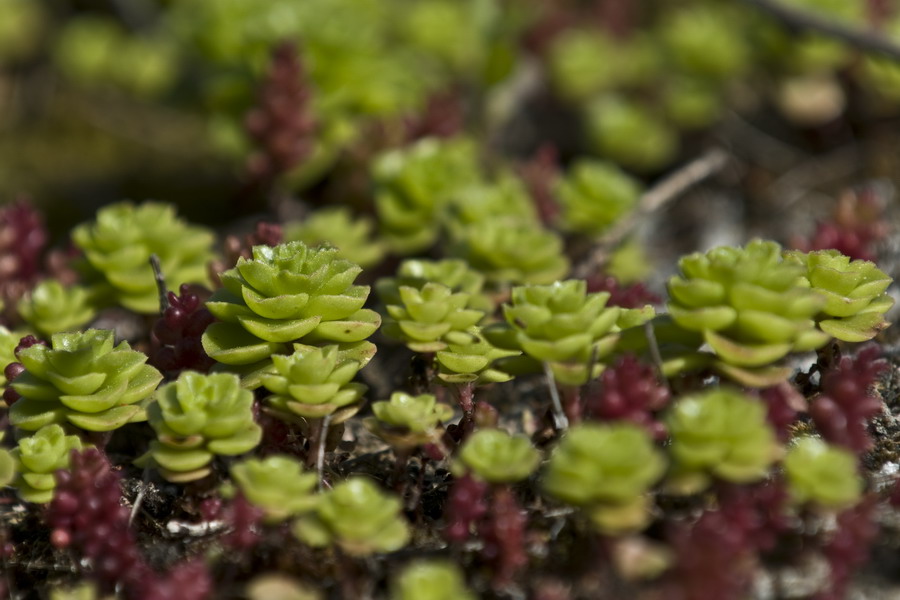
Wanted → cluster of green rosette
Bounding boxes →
[0,215,886,600]
[202,241,380,385]
[73,202,215,314]
[10,330,162,432]
[666,240,893,386]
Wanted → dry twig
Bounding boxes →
[573,147,730,279]
[740,0,900,61]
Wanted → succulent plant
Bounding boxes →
[665,388,780,492]
[449,220,569,286]
[10,329,163,432]
[659,5,749,82]
[18,280,96,336]
[783,437,862,509]
[555,160,641,236]
[784,249,894,342]
[142,371,261,482]
[202,241,380,383]
[283,207,386,269]
[542,423,666,533]
[11,424,83,503]
[454,429,540,484]
[376,258,493,315]
[447,175,538,228]
[391,560,475,600]
[260,344,367,424]
[292,477,410,556]
[666,240,830,386]
[365,392,453,449]
[585,96,677,172]
[72,202,215,314]
[381,282,486,353]
[374,137,482,254]
[226,455,319,523]
[662,77,723,129]
[500,280,624,385]
[435,328,520,385]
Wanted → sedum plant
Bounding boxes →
[586,96,677,172]
[454,429,540,484]
[365,392,453,449]
[283,207,386,269]
[10,330,163,432]
[202,241,380,384]
[376,258,493,317]
[500,280,625,385]
[72,202,215,314]
[374,137,482,254]
[11,424,82,503]
[783,437,862,509]
[18,280,95,336]
[784,249,894,342]
[665,388,780,493]
[260,344,367,425]
[381,283,485,353]
[435,328,520,385]
[141,371,261,482]
[666,240,830,386]
[226,455,319,523]
[542,423,666,533]
[555,160,641,236]
[292,477,410,556]
[391,560,475,600]
[449,220,569,286]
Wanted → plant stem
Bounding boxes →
[543,363,569,432]
[316,414,332,491]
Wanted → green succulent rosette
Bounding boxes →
[665,388,780,493]
[375,258,493,316]
[283,207,386,269]
[659,4,749,82]
[11,424,82,503]
[18,281,96,336]
[292,477,410,556]
[586,96,677,172]
[10,330,163,432]
[382,283,485,353]
[666,240,830,386]
[435,328,520,385]
[783,437,862,509]
[202,241,380,383]
[449,220,569,286]
[374,137,482,254]
[448,175,538,228]
[261,344,367,425]
[72,202,215,314]
[364,392,453,449]
[226,455,319,523]
[784,249,894,342]
[142,371,261,483]
[499,280,628,386]
[546,28,659,102]
[555,160,641,236]
[454,429,540,484]
[542,423,666,533]
[391,560,475,600]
